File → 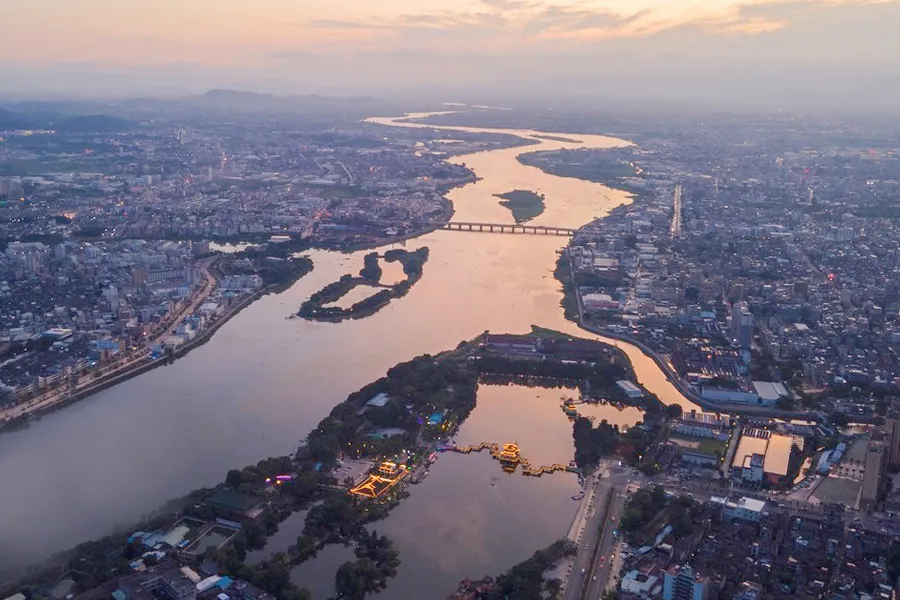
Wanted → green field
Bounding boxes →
[669,434,727,457]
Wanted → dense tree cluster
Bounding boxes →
[212,548,311,600]
[572,416,620,468]
[384,246,429,278]
[334,530,401,600]
[359,252,382,281]
[553,252,581,321]
[303,495,363,541]
[619,486,669,541]
[477,354,630,397]
[299,248,429,322]
[619,486,704,546]
[304,353,478,464]
[478,539,576,600]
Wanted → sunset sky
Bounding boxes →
[2,0,898,103]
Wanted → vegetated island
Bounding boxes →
[518,147,653,200]
[532,134,584,144]
[5,329,670,600]
[493,189,546,223]
[298,247,429,322]
[447,539,577,600]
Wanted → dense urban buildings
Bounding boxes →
[2,98,900,600]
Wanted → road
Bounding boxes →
[0,257,218,422]
[563,464,634,600]
[670,184,683,238]
[584,490,627,599]
[563,483,613,600]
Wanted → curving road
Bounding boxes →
[0,256,218,423]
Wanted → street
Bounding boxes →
[563,464,633,600]
[0,256,218,422]
[584,490,627,599]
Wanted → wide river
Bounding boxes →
[0,112,697,580]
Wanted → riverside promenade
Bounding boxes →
[0,257,278,428]
[565,249,819,420]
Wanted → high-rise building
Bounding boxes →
[731,302,754,350]
[664,565,709,600]
[861,439,886,512]
[883,418,900,470]
[132,266,149,285]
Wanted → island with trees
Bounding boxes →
[447,539,577,600]
[518,147,653,200]
[298,247,429,322]
[6,329,662,600]
[493,189,546,223]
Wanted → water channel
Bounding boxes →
[0,112,699,582]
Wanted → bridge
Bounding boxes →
[439,222,576,236]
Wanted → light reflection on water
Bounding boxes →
[0,112,699,583]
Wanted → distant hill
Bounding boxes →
[186,89,397,115]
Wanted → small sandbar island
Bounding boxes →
[298,247,429,322]
[493,189,546,223]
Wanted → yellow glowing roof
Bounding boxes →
[764,434,793,476]
[731,430,770,469]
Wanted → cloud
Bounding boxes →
[292,0,897,49]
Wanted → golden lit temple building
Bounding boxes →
[498,442,521,472]
[349,461,408,500]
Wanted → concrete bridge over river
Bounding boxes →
[428,221,576,236]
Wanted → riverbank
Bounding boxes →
[0,254,314,434]
[314,182,458,253]
[554,248,819,421]
[0,110,698,592]
[3,330,649,596]
[517,150,653,201]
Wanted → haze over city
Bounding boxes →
[4,0,900,599]
[2,0,899,108]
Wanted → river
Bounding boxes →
[0,112,697,579]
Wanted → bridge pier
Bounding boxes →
[437,222,575,236]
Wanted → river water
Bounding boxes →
[0,112,697,579]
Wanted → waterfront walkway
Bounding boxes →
[0,257,231,425]
[437,441,581,477]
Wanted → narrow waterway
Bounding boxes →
[0,112,697,578]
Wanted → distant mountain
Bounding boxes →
[187,89,397,115]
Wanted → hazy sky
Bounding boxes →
[2,0,899,105]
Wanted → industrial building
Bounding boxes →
[731,429,794,484]
[710,496,767,522]
[674,411,729,440]
[617,380,645,399]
